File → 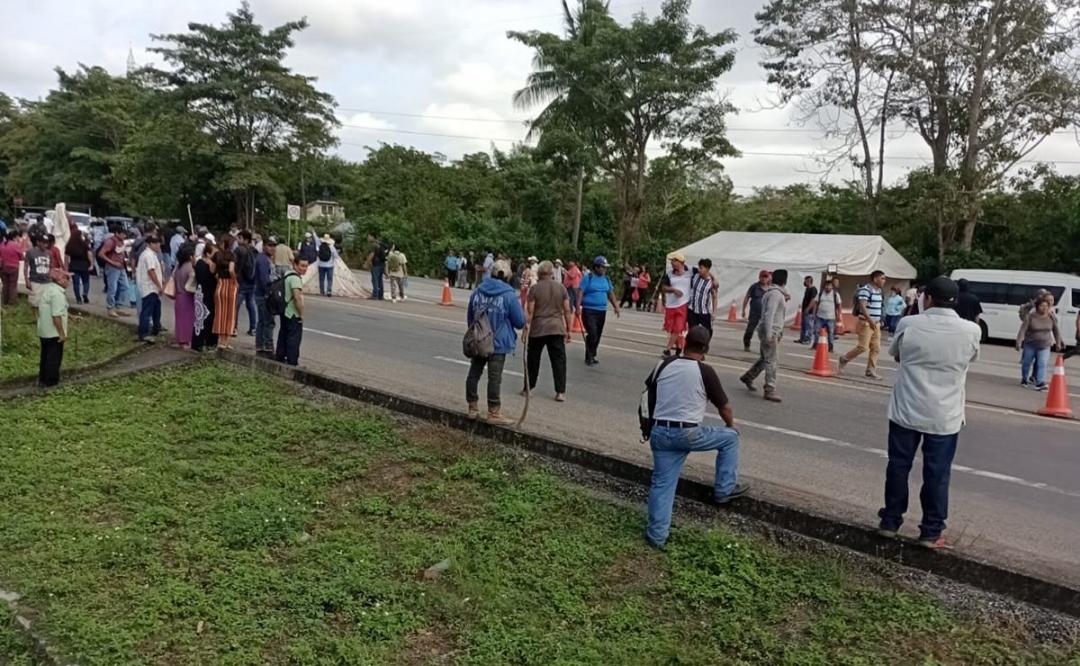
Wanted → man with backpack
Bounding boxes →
[234,230,258,335]
[253,236,278,358]
[811,278,842,352]
[464,259,526,425]
[839,270,887,380]
[366,232,388,300]
[317,234,336,297]
[271,255,308,366]
[643,325,748,549]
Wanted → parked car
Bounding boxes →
[949,269,1080,346]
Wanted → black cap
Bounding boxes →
[685,325,713,353]
[925,276,958,307]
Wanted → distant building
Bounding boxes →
[305,200,345,222]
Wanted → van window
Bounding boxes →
[1073,289,1080,309]
[966,281,1064,306]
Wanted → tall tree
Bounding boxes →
[511,0,738,260]
[147,1,338,227]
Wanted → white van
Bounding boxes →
[949,269,1080,345]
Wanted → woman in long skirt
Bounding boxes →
[172,243,197,349]
[192,244,218,352]
[212,244,238,349]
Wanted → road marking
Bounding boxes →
[307,328,362,342]
[786,352,897,372]
[434,355,524,378]
[715,416,1080,500]
[616,327,667,339]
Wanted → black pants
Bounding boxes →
[466,353,506,408]
[447,268,458,286]
[39,337,64,387]
[619,284,634,308]
[582,308,607,362]
[527,334,567,393]
[276,315,303,366]
[743,312,761,349]
[688,310,713,335]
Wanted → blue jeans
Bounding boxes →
[71,270,90,301]
[646,425,740,546]
[104,265,129,310]
[138,293,161,339]
[236,284,256,333]
[1020,343,1051,385]
[255,294,275,352]
[371,264,385,300]
[885,314,902,333]
[879,421,958,540]
[799,310,816,342]
[816,318,836,351]
[318,266,334,295]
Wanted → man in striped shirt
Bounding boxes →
[839,270,887,379]
[687,258,719,334]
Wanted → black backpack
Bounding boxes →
[318,242,332,262]
[462,300,495,359]
[267,271,297,316]
[638,356,712,442]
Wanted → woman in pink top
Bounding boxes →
[563,261,583,314]
[0,230,25,305]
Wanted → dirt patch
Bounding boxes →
[601,550,665,595]
[395,623,458,665]
[403,423,488,461]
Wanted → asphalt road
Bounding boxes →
[73,273,1080,585]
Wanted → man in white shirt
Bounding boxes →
[660,251,692,356]
[877,276,981,549]
[645,326,748,548]
[136,236,165,343]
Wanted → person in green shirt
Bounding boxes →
[275,257,308,366]
[37,269,70,387]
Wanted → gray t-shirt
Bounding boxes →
[816,289,840,320]
[26,248,52,283]
[528,279,569,338]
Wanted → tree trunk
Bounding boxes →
[571,166,584,249]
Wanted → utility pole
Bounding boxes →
[571,166,584,249]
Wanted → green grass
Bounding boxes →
[0,300,138,383]
[0,363,1077,665]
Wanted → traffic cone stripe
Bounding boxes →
[1037,355,1072,418]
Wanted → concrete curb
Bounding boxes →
[2,590,68,666]
[220,348,1080,619]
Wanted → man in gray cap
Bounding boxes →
[876,276,981,550]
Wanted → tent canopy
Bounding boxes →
[678,231,916,279]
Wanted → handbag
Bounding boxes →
[163,275,176,299]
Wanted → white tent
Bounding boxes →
[676,231,916,322]
[300,245,370,298]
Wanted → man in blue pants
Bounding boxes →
[877,277,981,549]
[366,232,387,300]
[644,326,750,548]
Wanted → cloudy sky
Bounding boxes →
[3,0,1079,192]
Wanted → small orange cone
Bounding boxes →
[836,311,847,336]
[790,309,802,331]
[1037,355,1072,418]
[807,327,834,377]
[439,279,453,306]
[571,312,585,334]
[727,300,738,322]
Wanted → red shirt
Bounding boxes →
[563,266,583,289]
[0,241,23,271]
[638,272,651,290]
[99,235,125,268]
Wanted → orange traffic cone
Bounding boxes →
[727,300,738,322]
[835,311,847,336]
[1037,355,1072,418]
[439,279,453,306]
[790,309,802,331]
[807,328,834,377]
[571,312,585,334]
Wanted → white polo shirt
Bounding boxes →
[888,308,981,435]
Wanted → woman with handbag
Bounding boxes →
[171,243,197,349]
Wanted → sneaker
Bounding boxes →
[837,357,849,374]
[714,483,750,505]
[739,374,756,392]
[139,336,157,344]
[763,391,782,403]
[877,527,898,539]
[246,330,255,337]
[918,535,953,550]
[1020,381,1030,388]
[1035,383,1049,392]
[554,393,566,402]
[866,371,884,380]
[644,537,667,552]
[662,348,673,357]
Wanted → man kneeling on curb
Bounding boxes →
[645,325,749,549]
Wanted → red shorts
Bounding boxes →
[663,303,689,334]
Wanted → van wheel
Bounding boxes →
[979,321,989,343]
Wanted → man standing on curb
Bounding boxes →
[366,232,388,300]
[739,269,788,403]
[840,270,887,379]
[645,326,748,549]
[234,230,257,334]
[877,277,981,549]
[135,236,164,343]
[798,275,818,344]
[741,270,770,352]
[37,269,70,387]
[254,236,277,358]
[276,256,307,366]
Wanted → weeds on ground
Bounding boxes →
[0,363,1076,665]
[0,300,137,382]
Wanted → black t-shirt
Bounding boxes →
[369,241,388,267]
[746,282,767,316]
[801,286,818,311]
[956,292,983,322]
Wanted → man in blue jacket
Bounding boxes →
[466,259,527,424]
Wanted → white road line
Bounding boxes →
[307,328,362,342]
[616,327,667,339]
[715,416,1080,500]
[786,352,898,372]
[434,355,524,378]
